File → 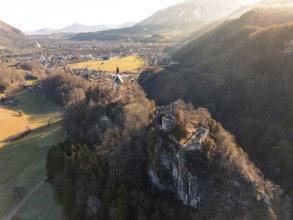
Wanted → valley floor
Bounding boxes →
[0,91,64,218]
[67,55,145,72]
[12,182,63,220]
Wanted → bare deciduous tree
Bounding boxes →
[85,195,101,220]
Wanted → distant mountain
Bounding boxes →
[139,6,293,204]
[0,20,34,49]
[73,0,259,42]
[136,0,257,30]
[28,22,135,35]
[72,26,164,41]
[260,0,293,4]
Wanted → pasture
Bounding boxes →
[67,55,145,72]
[0,107,29,142]
[12,182,63,220]
[0,91,63,217]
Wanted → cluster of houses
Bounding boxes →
[63,64,137,85]
[0,96,19,106]
[0,84,42,106]
[155,104,209,152]
[24,84,42,93]
[1,36,181,71]
[64,67,108,81]
[41,40,174,68]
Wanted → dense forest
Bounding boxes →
[46,78,290,219]
[43,71,90,106]
[47,79,180,220]
[139,7,293,202]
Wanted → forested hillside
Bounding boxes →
[0,61,45,94]
[139,6,293,200]
[47,80,290,219]
[43,71,90,106]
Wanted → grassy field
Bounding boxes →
[67,55,145,72]
[12,182,63,220]
[0,91,63,217]
[0,108,29,142]
[25,79,41,86]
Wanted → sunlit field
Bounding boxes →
[67,55,145,72]
[0,91,63,217]
[0,107,29,142]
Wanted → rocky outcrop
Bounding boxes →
[147,103,287,219]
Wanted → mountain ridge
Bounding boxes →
[27,22,135,35]
[0,20,34,49]
[136,0,256,29]
[72,0,259,41]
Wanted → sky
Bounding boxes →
[0,0,186,31]
[0,0,262,31]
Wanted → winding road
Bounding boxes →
[1,176,47,220]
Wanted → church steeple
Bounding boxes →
[113,66,123,85]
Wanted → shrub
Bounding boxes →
[171,121,187,141]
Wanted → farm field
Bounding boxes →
[25,79,41,86]
[12,182,63,220]
[67,55,145,72]
[0,91,63,218]
[0,107,29,142]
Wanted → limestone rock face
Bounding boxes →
[148,138,204,208]
[147,115,284,220]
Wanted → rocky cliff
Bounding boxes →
[48,79,290,219]
[147,101,289,220]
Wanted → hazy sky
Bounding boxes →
[0,0,186,31]
[0,0,261,31]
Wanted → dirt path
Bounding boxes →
[0,176,47,220]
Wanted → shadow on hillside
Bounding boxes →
[14,91,64,116]
[0,120,63,150]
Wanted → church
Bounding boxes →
[113,67,123,85]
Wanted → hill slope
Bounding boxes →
[46,80,290,219]
[0,20,33,49]
[73,0,257,41]
[139,6,293,199]
[136,0,256,29]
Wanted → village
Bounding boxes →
[0,36,181,109]
[0,38,180,89]
[1,39,177,68]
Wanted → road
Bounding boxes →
[1,176,47,220]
